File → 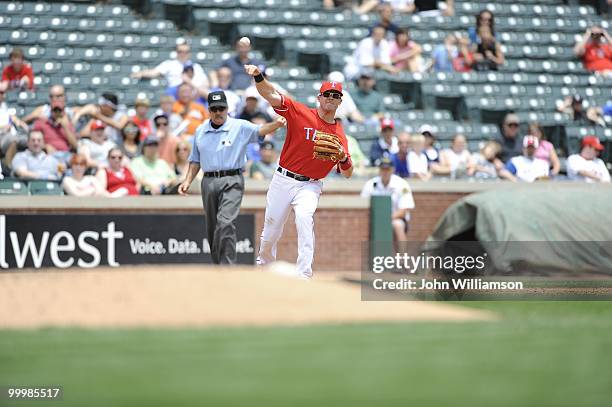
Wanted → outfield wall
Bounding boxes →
[1,181,528,271]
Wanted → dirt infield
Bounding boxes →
[0,265,494,329]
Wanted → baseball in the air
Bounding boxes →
[238,36,251,47]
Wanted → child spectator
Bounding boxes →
[438,134,475,178]
[472,140,513,180]
[1,47,34,91]
[432,34,473,72]
[131,97,153,141]
[529,122,560,176]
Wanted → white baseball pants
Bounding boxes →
[256,170,322,279]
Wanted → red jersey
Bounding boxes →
[105,167,139,195]
[273,96,349,179]
[583,42,612,72]
[2,64,34,90]
[131,116,153,141]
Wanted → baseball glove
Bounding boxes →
[313,131,345,162]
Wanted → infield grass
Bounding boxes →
[1,302,611,407]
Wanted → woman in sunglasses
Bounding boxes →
[95,147,139,197]
[119,121,141,161]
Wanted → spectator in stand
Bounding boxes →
[326,72,364,123]
[172,83,209,138]
[62,153,107,197]
[12,131,61,180]
[529,122,560,176]
[23,85,75,125]
[249,141,277,180]
[472,26,504,71]
[165,63,209,104]
[353,69,385,124]
[1,47,34,91]
[505,136,550,182]
[496,112,523,162]
[574,26,612,74]
[369,118,398,165]
[210,38,265,91]
[360,157,415,244]
[0,81,28,166]
[210,67,241,117]
[390,29,424,73]
[131,97,153,141]
[130,136,177,195]
[73,92,128,145]
[118,121,141,161]
[567,136,610,183]
[468,10,495,46]
[157,95,183,133]
[132,42,210,91]
[369,3,401,37]
[556,95,599,126]
[346,26,398,80]
[153,114,178,166]
[322,0,358,11]
[419,124,440,163]
[437,134,475,178]
[239,87,272,122]
[359,0,414,15]
[586,100,612,126]
[32,99,78,163]
[96,148,139,197]
[432,34,473,72]
[472,140,514,180]
[407,133,432,180]
[174,139,192,179]
[391,132,410,178]
[404,0,455,16]
[78,120,116,169]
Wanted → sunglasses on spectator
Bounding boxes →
[73,162,87,167]
[321,92,342,100]
[210,106,227,113]
[505,122,519,127]
[109,155,123,160]
[50,94,64,98]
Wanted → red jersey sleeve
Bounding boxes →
[272,95,300,120]
[1,66,9,82]
[23,64,34,90]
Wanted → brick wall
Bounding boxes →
[243,191,469,271]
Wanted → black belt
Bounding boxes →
[203,169,241,177]
[277,167,317,182]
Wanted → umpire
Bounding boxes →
[178,90,285,264]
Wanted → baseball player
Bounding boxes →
[244,64,354,279]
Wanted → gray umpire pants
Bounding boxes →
[200,174,244,264]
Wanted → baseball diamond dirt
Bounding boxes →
[0,265,493,329]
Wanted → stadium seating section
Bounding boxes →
[1,0,611,170]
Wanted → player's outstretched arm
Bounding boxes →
[244,65,282,108]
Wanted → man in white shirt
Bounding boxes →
[361,157,415,242]
[12,131,60,180]
[345,26,398,80]
[505,136,550,182]
[132,43,209,91]
[567,136,610,183]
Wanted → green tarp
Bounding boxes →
[427,184,612,274]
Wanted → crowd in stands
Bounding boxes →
[0,3,611,198]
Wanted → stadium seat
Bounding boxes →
[28,180,63,196]
[0,179,28,195]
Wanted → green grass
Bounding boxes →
[1,302,612,406]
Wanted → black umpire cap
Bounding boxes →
[208,91,228,109]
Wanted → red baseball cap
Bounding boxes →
[582,135,604,151]
[319,81,343,95]
[90,120,106,131]
[380,118,394,130]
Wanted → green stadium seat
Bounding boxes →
[28,180,63,196]
[0,180,29,196]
